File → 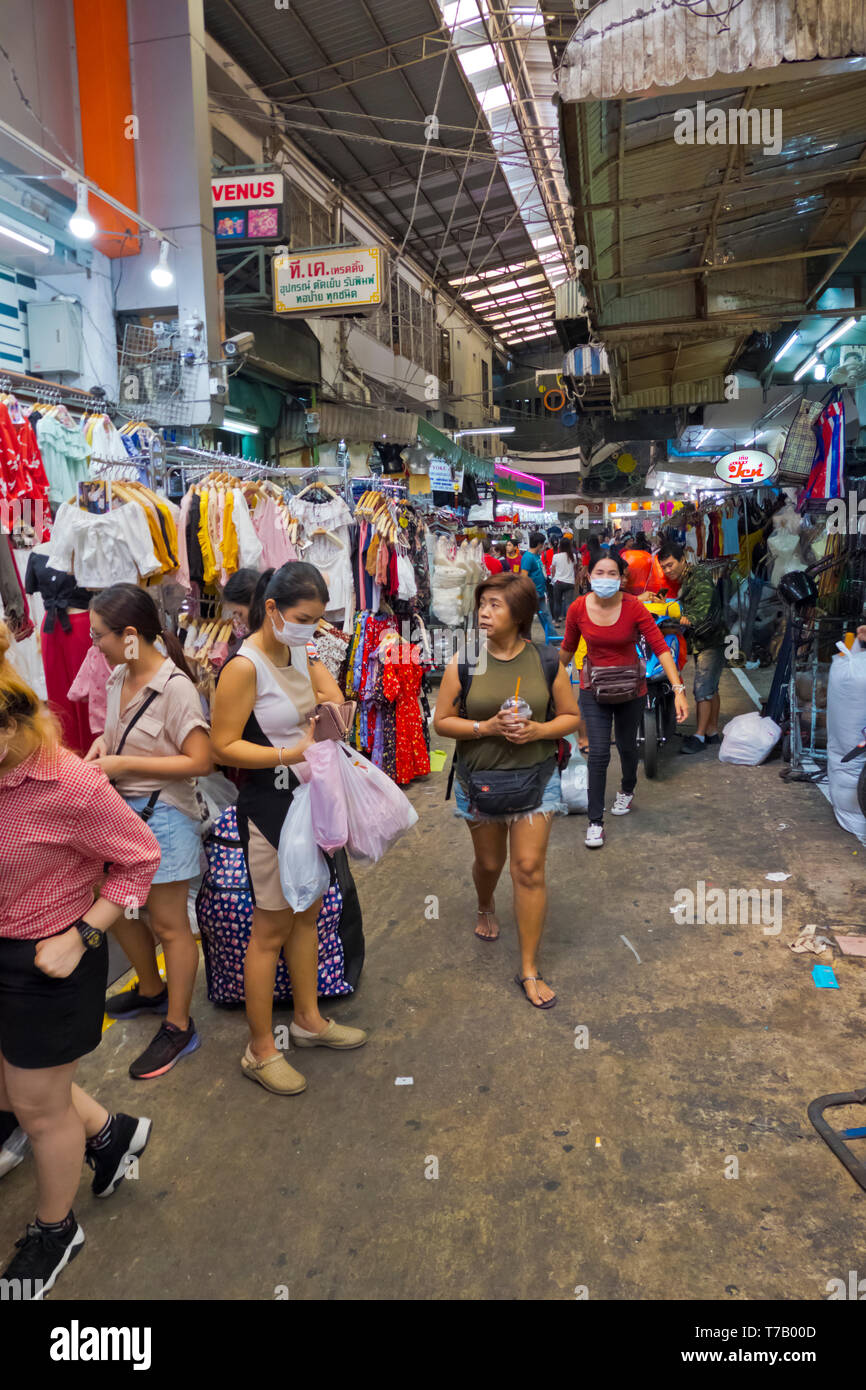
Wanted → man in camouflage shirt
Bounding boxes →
[657,541,727,754]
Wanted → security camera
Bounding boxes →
[222,331,255,358]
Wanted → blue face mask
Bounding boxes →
[590,576,621,599]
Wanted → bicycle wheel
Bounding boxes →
[643,703,658,778]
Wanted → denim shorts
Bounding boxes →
[693,647,726,702]
[123,796,202,884]
[453,765,565,824]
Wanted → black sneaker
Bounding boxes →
[129,1019,200,1080]
[105,983,168,1019]
[679,735,709,754]
[704,733,721,746]
[85,1114,152,1198]
[1,1219,84,1299]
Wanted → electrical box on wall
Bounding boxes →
[28,301,82,375]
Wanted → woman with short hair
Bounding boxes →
[434,571,581,1009]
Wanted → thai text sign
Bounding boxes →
[273,246,382,313]
[714,448,778,485]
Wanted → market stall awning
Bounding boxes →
[559,0,866,103]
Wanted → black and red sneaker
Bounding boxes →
[129,1020,200,1080]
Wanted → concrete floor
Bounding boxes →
[2,661,865,1301]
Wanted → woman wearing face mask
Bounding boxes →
[558,552,689,848]
[222,567,260,657]
[85,585,213,1080]
[211,563,367,1096]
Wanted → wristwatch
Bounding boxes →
[73,918,104,950]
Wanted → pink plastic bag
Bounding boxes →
[333,745,418,862]
[304,740,348,852]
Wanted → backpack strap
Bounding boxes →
[445,657,477,800]
[534,642,560,720]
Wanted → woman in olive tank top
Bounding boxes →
[434,571,581,1009]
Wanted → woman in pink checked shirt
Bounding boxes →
[0,623,161,1300]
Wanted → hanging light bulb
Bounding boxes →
[68,184,96,240]
[150,239,174,289]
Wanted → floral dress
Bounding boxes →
[382,646,430,784]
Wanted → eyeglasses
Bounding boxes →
[90,629,109,644]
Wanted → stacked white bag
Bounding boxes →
[827,640,866,844]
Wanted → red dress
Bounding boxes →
[382,647,430,785]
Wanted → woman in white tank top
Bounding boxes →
[212,563,368,1096]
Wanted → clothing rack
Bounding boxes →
[0,369,112,411]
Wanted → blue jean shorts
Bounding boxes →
[123,796,202,884]
[453,765,565,824]
[693,647,726,702]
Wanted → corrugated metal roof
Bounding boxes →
[559,0,866,103]
[204,0,561,332]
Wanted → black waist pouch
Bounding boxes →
[459,756,555,818]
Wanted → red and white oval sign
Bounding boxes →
[714,448,778,485]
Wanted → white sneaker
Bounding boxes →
[0,1126,30,1178]
[585,823,605,848]
[611,792,634,816]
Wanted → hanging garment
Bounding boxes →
[24,547,93,633]
[252,496,297,568]
[47,500,162,588]
[231,487,263,570]
[800,393,845,502]
[381,645,430,785]
[42,610,94,754]
[302,530,355,630]
[36,412,91,504]
[0,402,52,541]
[67,643,112,736]
[721,513,739,556]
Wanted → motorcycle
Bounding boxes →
[636,599,687,779]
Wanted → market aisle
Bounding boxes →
[2,666,863,1301]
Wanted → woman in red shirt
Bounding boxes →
[0,623,161,1298]
[480,536,502,574]
[559,551,689,848]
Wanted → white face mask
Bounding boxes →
[590,576,621,599]
[270,613,318,648]
[0,742,8,766]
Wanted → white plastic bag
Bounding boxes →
[278,783,331,911]
[334,745,418,862]
[560,738,588,814]
[718,712,781,765]
[827,642,866,844]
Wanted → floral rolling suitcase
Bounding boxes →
[196,806,363,1005]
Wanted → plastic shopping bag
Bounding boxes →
[304,740,349,852]
[334,745,419,862]
[278,783,332,911]
[827,642,866,844]
[718,711,781,765]
[560,737,588,814]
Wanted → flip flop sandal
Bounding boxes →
[474,910,500,942]
[514,973,557,1009]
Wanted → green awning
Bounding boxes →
[416,419,495,481]
[227,375,285,430]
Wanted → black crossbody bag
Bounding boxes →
[445,645,567,817]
